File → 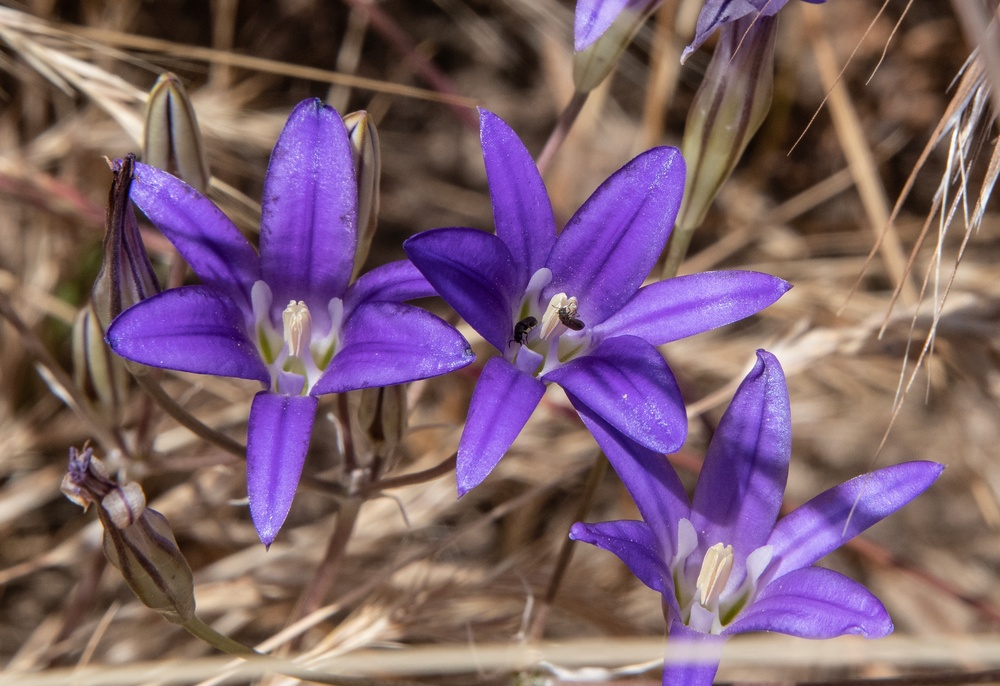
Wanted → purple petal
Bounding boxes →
[690,351,789,566]
[311,302,474,395]
[575,407,690,556]
[766,461,944,579]
[683,0,789,62]
[106,286,269,384]
[574,0,630,51]
[725,567,892,638]
[479,110,556,283]
[260,99,357,330]
[543,147,685,325]
[404,227,521,352]
[247,392,318,546]
[662,619,726,686]
[457,357,546,496]
[594,271,790,345]
[343,260,438,316]
[546,335,687,453]
[130,163,260,311]
[569,520,669,593]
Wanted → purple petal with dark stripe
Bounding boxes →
[543,147,685,325]
[106,285,268,384]
[247,392,318,546]
[260,99,357,330]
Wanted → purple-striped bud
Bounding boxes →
[62,447,196,624]
[144,73,210,192]
[573,0,663,93]
[347,384,407,486]
[343,110,381,279]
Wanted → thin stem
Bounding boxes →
[290,497,364,628]
[527,450,608,641]
[536,90,590,175]
[361,452,456,494]
[130,369,246,457]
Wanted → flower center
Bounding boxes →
[695,542,733,610]
[282,300,312,359]
[538,292,585,340]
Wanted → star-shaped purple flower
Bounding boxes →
[403,109,790,496]
[107,99,474,546]
[685,0,827,62]
[571,350,943,686]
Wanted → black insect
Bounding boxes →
[556,302,585,331]
[512,316,538,345]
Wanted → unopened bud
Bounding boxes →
[347,384,407,481]
[72,303,128,422]
[144,73,210,192]
[677,15,777,233]
[91,154,161,329]
[573,0,663,93]
[343,110,381,279]
[62,447,196,624]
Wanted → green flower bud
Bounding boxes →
[144,73,210,192]
[71,303,128,422]
[62,447,196,624]
[678,14,777,233]
[573,1,662,93]
[347,384,407,484]
[342,111,381,279]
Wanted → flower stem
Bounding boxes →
[290,497,364,629]
[130,370,246,457]
[527,450,608,641]
[536,90,589,175]
[661,217,696,279]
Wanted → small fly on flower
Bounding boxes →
[555,298,585,331]
[511,316,538,346]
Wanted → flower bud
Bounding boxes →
[343,111,381,278]
[144,73,210,192]
[62,447,196,624]
[91,154,161,330]
[573,0,663,93]
[347,384,407,482]
[72,303,128,422]
[677,15,777,233]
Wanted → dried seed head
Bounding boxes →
[62,447,196,624]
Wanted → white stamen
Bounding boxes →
[282,300,312,358]
[695,542,734,608]
[539,292,579,339]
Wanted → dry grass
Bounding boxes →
[0,0,998,684]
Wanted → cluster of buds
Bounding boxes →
[61,447,196,624]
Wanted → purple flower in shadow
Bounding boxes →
[685,0,827,62]
[107,99,474,546]
[570,350,943,686]
[403,110,790,496]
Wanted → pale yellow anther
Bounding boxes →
[282,300,312,358]
[539,292,579,339]
[695,543,734,608]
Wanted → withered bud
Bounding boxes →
[573,1,663,93]
[62,447,196,624]
[91,154,161,330]
[676,15,777,233]
[144,73,210,192]
[347,384,407,483]
[342,111,381,279]
[72,303,128,422]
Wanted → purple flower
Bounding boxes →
[403,110,790,496]
[107,99,474,546]
[570,351,943,686]
[685,0,827,62]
